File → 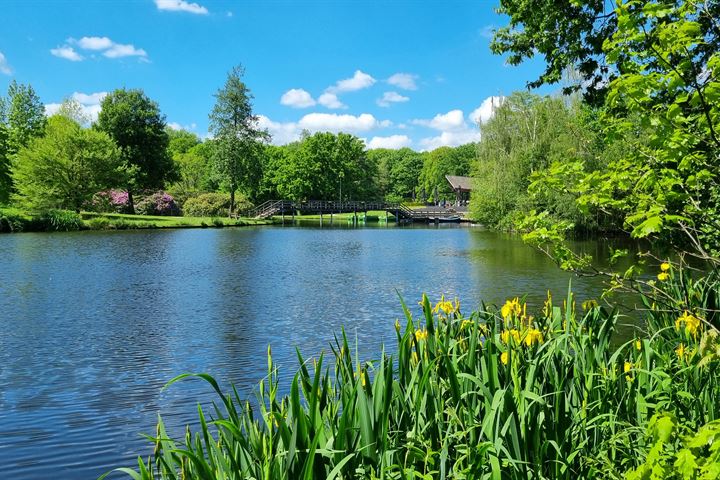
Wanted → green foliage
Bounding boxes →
[183,192,233,217]
[265,132,376,202]
[5,80,47,153]
[491,0,617,105]
[111,279,719,479]
[209,65,268,210]
[167,141,217,204]
[36,209,83,231]
[96,88,174,195]
[625,414,720,480]
[166,128,200,157]
[11,115,123,211]
[367,147,424,201]
[0,81,47,203]
[418,144,475,201]
[0,206,29,232]
[470,93,599,229]
[494,0,720,262]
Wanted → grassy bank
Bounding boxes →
[288,210,397,222]
[107,266,720,479]
[0,207,273,233]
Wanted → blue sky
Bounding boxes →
[0,0,547,150]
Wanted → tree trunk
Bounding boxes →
[128,189,135,214]
[229,187,235,216]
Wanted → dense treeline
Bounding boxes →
[0,68,475,220]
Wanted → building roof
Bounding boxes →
[445,175,474,191]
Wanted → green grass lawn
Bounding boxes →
[80,212,272,229]
[1,206,274,233]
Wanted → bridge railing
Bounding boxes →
[246,199,461,220]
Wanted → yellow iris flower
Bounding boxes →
[524,329,543,347]
[501,329,521,344]
[415,328,428,342]
[675,311,701,337]
[501,298,522,319]
[657,272,669,281]
[660,262,671,272]
[500,351,509,365]
[433,295,455,315]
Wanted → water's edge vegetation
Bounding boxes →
[106,266,720,479]
[0,207,276,232]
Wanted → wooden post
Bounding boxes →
[320,211,323,226]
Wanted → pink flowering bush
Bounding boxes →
[90,190,133,214]
[135,191,181,216]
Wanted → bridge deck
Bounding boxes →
[247,200,464,222]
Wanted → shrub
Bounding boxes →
[183,193,231,217]
[135,192,181,216]
[85,217,111,230]
[35,210,83,231]
[91,190,133,214]
[0,207,29,232]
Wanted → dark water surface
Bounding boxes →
[0,225,634,479]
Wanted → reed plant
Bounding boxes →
[106,272,720,479]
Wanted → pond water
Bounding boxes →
[0,224,639,479]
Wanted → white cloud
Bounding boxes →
[155,0,208,14]
[62,36,148,61]
[76,36,114,50]
[103,43,147,59]
[298,113,381,133]
[0,51,13,74]
[72,92,107,105]
[50,46,83,61]
[257,112,390,145]
[367,135,412,149]
[257,115,301,145]
[377,91,409,107]
[168,121,197,131]
[280,88,316,108]
[412,109,466,131]
[469,96,504,125]
[413,106,492,150]
[387,73,418,90]
[327,70,376,93]
[419,130,481,151]
[45,91,108,124]
[318,92,345,109]
[479,25,497,39]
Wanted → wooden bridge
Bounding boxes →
[246,200,464,223]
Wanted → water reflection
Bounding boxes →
[0,225,629,479]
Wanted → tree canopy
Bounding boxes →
[95,88,173,198]
[209,65,268,211]
[11,115,122,211]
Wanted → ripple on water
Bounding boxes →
[0,226,626,479]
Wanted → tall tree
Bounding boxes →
[95,88,172,211]
[367,147,423,201]
[6,80,47,153]
[11,115,122,211]
[418,144,476,202]
[0,98,9,204]
[1,81,47,203]
[209,65,268,212]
